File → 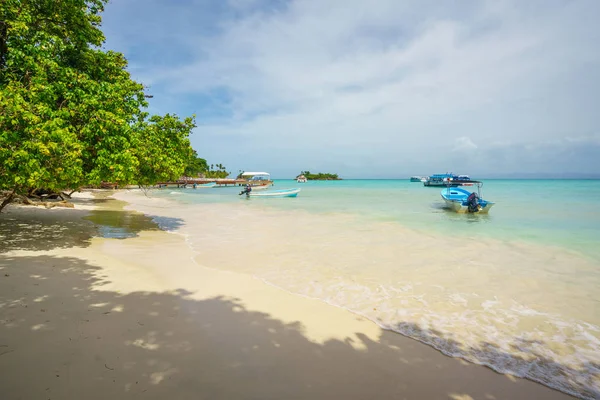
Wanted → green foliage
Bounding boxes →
[0,0,196,206]
[204,163,229,179]
[298,171,341,180]
[181,152,228,179]
[1,0,109,192]
[132,114,196,186]
[184,150,209,177]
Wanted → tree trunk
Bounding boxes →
[0,187,17,213]
[15,194,36,205]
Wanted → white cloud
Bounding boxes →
[453,137,478,151]
[101,0,600,177]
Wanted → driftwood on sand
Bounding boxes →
[0,190,76,212]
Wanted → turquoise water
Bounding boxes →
[127,179,600,399]
[165,179,600,261]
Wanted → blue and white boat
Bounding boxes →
[440,182,494,213]
[424,173,471,187]
[247,188,301,198]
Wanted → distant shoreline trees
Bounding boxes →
[203,163,229,179]
[297,171,341,180]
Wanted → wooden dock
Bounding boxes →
[156,178,273,188]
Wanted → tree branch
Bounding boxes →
[0,186,18,213]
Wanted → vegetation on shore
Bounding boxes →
[183,152,229,179]
[0,0,224,211]
[297,171,341,180]
[204,163,230,179]
[183,151,210,178]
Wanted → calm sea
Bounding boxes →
[124,179,600,399]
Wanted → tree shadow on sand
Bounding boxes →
[0,254,590,400]
[0,206,184,253]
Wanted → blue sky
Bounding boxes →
[101,0,600,178]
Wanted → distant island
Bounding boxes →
[297,171,341,180]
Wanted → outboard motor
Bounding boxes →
[467,192,480,213]
[239,184,252,196]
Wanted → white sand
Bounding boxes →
[0,192,575,399]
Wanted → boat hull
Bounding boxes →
[195,182,216,188]
[443,199,495,213]
[247,188,300,198]
[425,180,472,187]
[250,184,271,191]
[425,181,460,187]
[440,187,495,213]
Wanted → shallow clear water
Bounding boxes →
[126,179,600,399]
[85,210,162,239]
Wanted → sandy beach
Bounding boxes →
[0,192,576,400]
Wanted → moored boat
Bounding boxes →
[194,182,216,188]
[241,171,273,186]
[424,173,472,187]
[410,176,427,182]
[297,175,307,183]
[440,182,494,213]
[250,184,271,191]
[246,188,301,198]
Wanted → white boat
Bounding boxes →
[297,174,307,183]
[247,188,300,198]
[193,182,216,188]
[250,184,271,191]
[241,171,272,184]
[410,176,427,182]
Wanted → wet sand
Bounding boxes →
[0,192,576,399]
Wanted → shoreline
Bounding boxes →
[0,191,577,399]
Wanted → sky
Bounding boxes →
[100,0,600,179]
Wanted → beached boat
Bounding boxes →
[247,188,300,198]
[440,182,494,213]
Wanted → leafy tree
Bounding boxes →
[132,114,196,186]
[204,167,229,179]
[0,0,196,211]
[199,162,229,179]
[184,150,209,177]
